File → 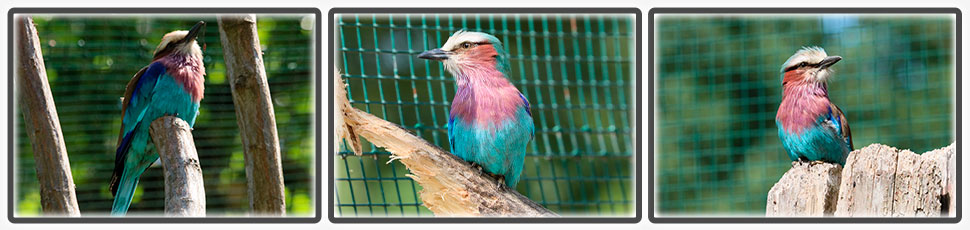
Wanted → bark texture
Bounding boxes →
[335,72,557,217]
[16,15,81,217]
[767,143,956,217]
[150,116,206,217]
[766,162,841,217]
[218,14,286,215]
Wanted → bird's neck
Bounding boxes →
[782,80,828,98]
[450,68,525,127]
[156,54,205,102]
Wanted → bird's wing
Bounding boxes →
[119,62,166,138]
[518,93,534,139]
[110,62,165,195]
[448,116,456,154]
[828,103,853,150]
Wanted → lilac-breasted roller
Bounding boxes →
[418,31,535,188]
[776,47,853,165]
[109,21,206,216]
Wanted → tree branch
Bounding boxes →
[150,116,206,217]
[217,14,286,215]
[335,72,557,217]
[16,15,80,217]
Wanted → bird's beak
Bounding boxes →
[818,56,842,69]
[418,48,450,60]
[182,21,205,43]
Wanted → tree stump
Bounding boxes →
[835,143,955,217]
[766,143,956,217]
[834,144,902,216]
[766,162,842,216]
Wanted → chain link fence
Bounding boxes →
[335,13,637,217]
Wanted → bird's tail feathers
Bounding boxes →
[110,172,140,216]
[109,129,137,216]
[109,130,136,196]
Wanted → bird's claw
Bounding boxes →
[470,162,484,173]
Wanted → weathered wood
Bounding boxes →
[891,145,952,217]
[766,161,841,217]
[835,144,901,216]
[335,73,557,217]
[915,143,955,217]
[217,14,286,215]
[16,15,81,217]
[944,144,956,216]
[768,143,957,217]
[150,116,206,217]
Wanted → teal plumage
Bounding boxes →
[776,47,853,165]
[419,31,534,187]
[109,22,206,216]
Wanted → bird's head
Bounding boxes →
[781,46,842,84]
[152,21,205,61]
[418,30,510,77]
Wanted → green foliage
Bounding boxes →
[335,14,635,217]
[655,15,954,215]
[15,15,315,216]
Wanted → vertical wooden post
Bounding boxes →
[768,143,956,217]
[766,162,842,217]
[150,116,206,217]
[835,144,904,217]
[15,15,81,217]
[217,14,286,215]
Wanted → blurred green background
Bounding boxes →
[655,14,954,215]
[15,15,315,216]
[335,13,636,217]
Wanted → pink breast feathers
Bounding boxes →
[777,82,830,134]
[450,83,526,130]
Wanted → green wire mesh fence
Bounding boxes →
[334,13,636,217]
[15,15,315,216]
[655,15,954,215]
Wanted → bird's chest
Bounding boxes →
[450,88,524,128]
[150,75,200,124]
[777,93,830,134]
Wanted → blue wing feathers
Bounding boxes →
[519,93,531,116]
[109,125,137,196]
[123,62,165,134]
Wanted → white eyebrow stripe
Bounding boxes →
[781,46,828,71]
[441,30,491,51]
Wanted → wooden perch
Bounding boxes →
[16,15,81,217]
[766,162,841,216]
[150,116,206,217]
[218,14,286,215]
[335,72,557,217]
[837,143,955,217]
[767,143,956,217]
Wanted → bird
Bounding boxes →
[108,21,206,216]
[776,46,853,165]
[417,30,534,188]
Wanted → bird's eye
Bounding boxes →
[461,42,472,49]
[797,62,806,68]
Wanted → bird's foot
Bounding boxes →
[496,176,506,188]
[810,160,826,166]
[469,162,484,174]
